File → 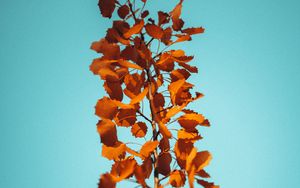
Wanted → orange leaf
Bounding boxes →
[95,97,118,120]
[134,165,147,187]
[131,122,147,137]
[170,69,191,82]
[140,141,159,159]
[168,79,186,104]
[102,141,126,160]
[174,139,194,168]
[157,152,172,176]
[178,129,202,142]
[112,100,136,109]
[130,86,149,104]
[158,122,172,138]
[193,151,212,172]
[123,20,144,39]
[145,24,164,39]
[178,113,206,131]
[97,119,118,146]
[111,158,137,182]
[118,59,143,70]
[169,170,186,187]
[90,38,120,59]
[170,0,184,31]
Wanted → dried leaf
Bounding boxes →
[91,38,120,59]
[197,179,219,188]
[104,81,123,101]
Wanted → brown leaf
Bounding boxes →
[123,20,144,39]
[158,11,170,26]
[134,165,147,187]
[103,81,123,101]
[106,28,130,45]
[131,122,147,137]
[97,119,118,146]
[159,137,170,152]
[141,10,149,18]
[169,170,186,187]
[197,170,211,178]
[117,5,129,19]
[182,27,205,35]
[174,139,194,168]
[157,152,172,176]
[102,141,126,160]
[197,179,219,188]
[98,0,116,18]
[145,24,164,39]
[115,109,137,127]
[161,27,173,45]
[98,173,116,188]
[140,141,159,159]
[95,97,118,120]
[178,62,198,73]
[141,157,153,178]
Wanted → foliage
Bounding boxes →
[90,0,219,187]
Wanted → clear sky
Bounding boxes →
[1,0,300,187]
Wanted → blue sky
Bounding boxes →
[1,0,300,187]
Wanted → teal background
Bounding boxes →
[1,0,300,187]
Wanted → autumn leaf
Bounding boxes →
[130,86,149,104]
[140,141,159,159]
[123,20,144,39]
[145,24,164,39]
[91,38,120,59]
[131,122,147,137]
[111,158,137,182]
[95,97,118,120]
[97,119,118,146]
[157,152,172,176]
[178,113,207,131]
[98,173,116,188]
[197,179,220,188]
[115,109,137,127]
[118,5,129,19]
[102,141,126,160]
[169,170,186,187]
[98,0,116,18]
[182,27,205,35]
[103,81,123,101]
